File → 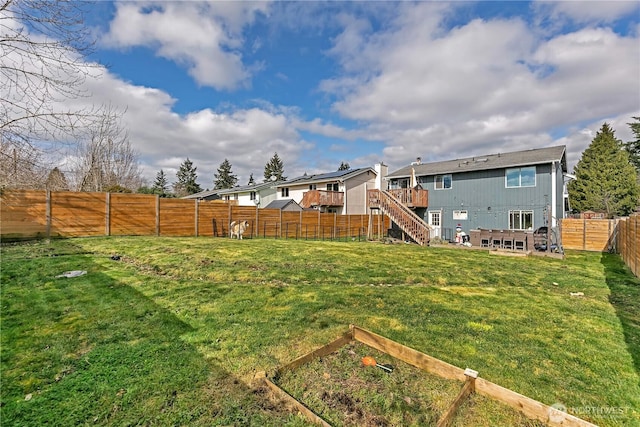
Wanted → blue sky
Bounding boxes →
[67,1,640,187]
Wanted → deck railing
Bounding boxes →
[368,189,432,246]
[300,190,344,208]
[387,188,429,207]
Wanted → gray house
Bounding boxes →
[386,146,568,240]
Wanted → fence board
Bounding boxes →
[200,203,232,237]
[50,191,105,237]
[159,199,196,236]
[257,208,280,238]
[0,190,47,238]
[561,218,616,252]
[110,193,156,236]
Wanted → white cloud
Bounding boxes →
[533,0,639,25]
[45,62,311,187]
[103,1,269,90]
[316,2,639,172]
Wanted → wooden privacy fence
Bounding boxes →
[0,190,389,241]
[615,214,639,277]
[561,215,639,277]
[561,218,618,252]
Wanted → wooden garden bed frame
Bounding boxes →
[254,325,597,427]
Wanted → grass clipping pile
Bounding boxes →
[254,325,596,427]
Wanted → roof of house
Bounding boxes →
[215,180,282,195]
[387,145,567,179]
[264,199,302,210]
[276,167,375,187]
[182,189,219,199]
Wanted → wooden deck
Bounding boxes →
[387,188,428,208]
[300,190,344,208]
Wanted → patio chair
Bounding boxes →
[479,229,491,247]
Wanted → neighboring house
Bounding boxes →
[264,199,303,211]
[273,164,388,215]
[215,181,282,208]
[385,146,568,239]
[182,189,220,201]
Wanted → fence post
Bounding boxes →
[105,192,111,236]
[631,214,640,277]
[582,217,586,250]
[46,190,51,238]
[255,206,259,239]
[155,195,160,236]
[195,199,199,237]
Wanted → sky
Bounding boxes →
[52,1,640,188]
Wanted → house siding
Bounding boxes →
[414,164,555,235]
[343,170,375,215]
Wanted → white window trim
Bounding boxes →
[509,209,534,230]
[505,166,536,188]
[434,174,452,190]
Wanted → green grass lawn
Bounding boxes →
[1,237,638,426]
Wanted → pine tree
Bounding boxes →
[152,169,170,197]
[264,152,287,182]
[45,167,69,191]
[625,116,640,173]
[213,158,238,190]
[568,123,639,217]
[173,158,202,197]
[338,161,351,171]
[248,173,255,186]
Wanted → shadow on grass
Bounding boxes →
[601,252,640,376]
[0,239,288,426]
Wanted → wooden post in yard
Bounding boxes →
[194,199,199,237]
[629,214,640,277]
[46,190,51,238]
[155,195,160,236]
[255,205,259,239]
[105,192,111,236]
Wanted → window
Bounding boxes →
[309,184,317,190]
[506,167,536,188]
[435,174,452,190]
[326,183,339,191]
[281,187,289,197]
[250,191,256,201]
[453,210,468,220]
[509,210,533,230]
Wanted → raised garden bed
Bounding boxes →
[255,325,596,427]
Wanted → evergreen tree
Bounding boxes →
[264,152,287,182]
[152,169,170,197]
[568,123,639,217]
[625,116,640,173]
[213,158,238,189]
[173,158,202,197]
[136,185,155,194]
[45,167,69,191]
[338,161,351,171]
[248,173,255,186]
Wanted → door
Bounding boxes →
[428,210,441,238]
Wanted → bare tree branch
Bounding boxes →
[0,0,103,154]
[70,107,143,192]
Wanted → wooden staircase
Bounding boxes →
[368,189,432,246]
